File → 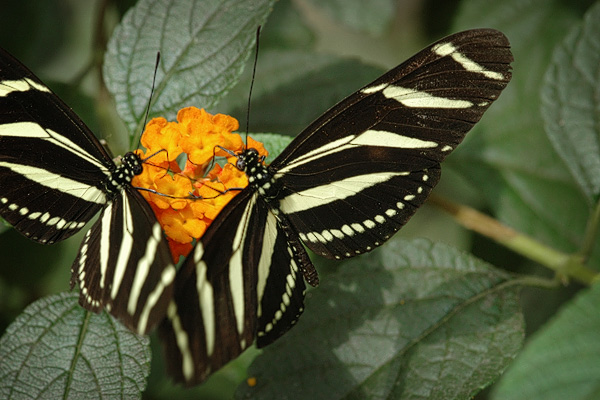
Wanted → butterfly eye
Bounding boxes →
[236,154,247,170]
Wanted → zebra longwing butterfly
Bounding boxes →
[159,29,513,385]
[0,47,176,334]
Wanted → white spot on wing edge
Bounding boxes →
[351,223,365,233]
[341,225,354,237]
[363,219,376,229]
[321,230,334,242]
[330,229,344,239]
[385,209,397,217]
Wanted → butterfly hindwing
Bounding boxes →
[160,189,309,385]
[159,191,262,384]
[278,167,441,260]
[254,210,308,347]
[71,187,176,334]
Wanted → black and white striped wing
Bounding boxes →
[0,48,176,334]
[159,191,307,385]
[273,28,512,259]
[0,47,113,244]
[72,187,176,334]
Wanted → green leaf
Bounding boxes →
[251,133,293,165]
[492,282,600,400]
[541,1,600,203]
[0,293,150,400]
[258,0,315,49]
[103,0,276,143]
[236,239,524,400]
[304,0,397,36]
[451,1,597,257]
[0,0,69,68]
[220,50,383,136]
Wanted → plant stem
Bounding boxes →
[578,200,600,263]
[428,193,598,285]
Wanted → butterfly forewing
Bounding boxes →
[273,29,512,167]
[272,28,512,259]
[0,48,113,244]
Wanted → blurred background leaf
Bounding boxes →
[541,1,600,204]
[492,281,600,400]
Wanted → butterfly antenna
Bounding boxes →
[245,26,261,150]
[137,51,161,149]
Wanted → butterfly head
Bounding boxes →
[236,148,264,172]
[121,152,144,176]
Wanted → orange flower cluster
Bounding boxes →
[132,107,268,262]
